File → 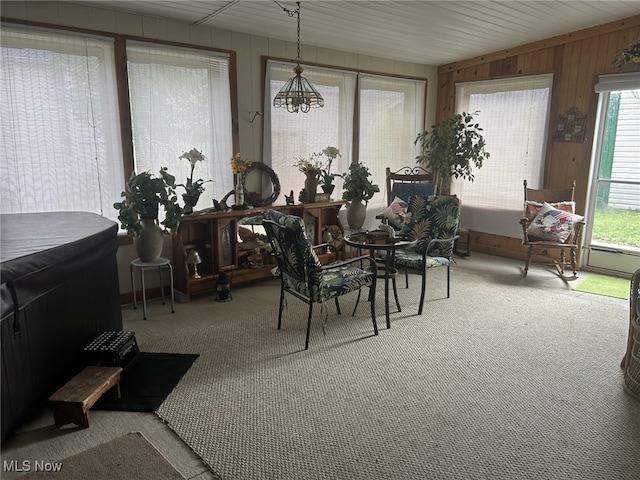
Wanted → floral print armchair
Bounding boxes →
[262,209,378,350]
[395,195,461,315]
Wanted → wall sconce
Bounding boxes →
[187,250,203,279]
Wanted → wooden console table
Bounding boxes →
[172,201,345,300]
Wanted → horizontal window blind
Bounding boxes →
[265,61,425,220]
[265,60,355,203]
[452,74,553,238]
[359,74,425,210]
[1,26,123,220]
[127,42,233,212]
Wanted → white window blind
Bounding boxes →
[265,61,425,218]
[452,74,553,238]
[1,26,123,220]
[127,42,233,211]
[359,74,425,210]
[264,60,355,202]
[594,72,640,93]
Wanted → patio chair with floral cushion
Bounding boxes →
[395,195,461,315]
[262,209,378,350]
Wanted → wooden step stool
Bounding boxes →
[49,366,122,428]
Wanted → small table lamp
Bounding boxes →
[187,250,203,279]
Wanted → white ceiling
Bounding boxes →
[71,1,640,65]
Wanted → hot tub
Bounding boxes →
[1,212,123,441]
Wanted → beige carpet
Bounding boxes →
[128,256,640,480]
[19,432,183,479]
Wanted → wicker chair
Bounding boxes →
[622,268,640,400]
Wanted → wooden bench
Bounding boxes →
[49,366,122,428]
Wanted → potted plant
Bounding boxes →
[293,153,323,203]
[319,146,341,195]
[341,162,380,229]
[414,111,490,193]
[612,38,640,67]
[177,147,211,214]
[113,168,184,261]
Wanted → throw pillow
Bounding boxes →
[524,200,575,223]
[381,196,408,229]
[526,202,584,242]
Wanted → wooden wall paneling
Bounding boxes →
[601,30,622,73]
[436,73,455,119]
[489,56,518,77]
[552,44,566,75]
[516,51,532,75]
[435,16,640,262]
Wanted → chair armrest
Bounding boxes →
[308,254,378,277]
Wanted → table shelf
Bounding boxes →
[172,201,346,300]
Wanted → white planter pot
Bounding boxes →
[346,201,367,230]
[134,218,164,262]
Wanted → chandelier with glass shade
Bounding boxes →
[273,1,324,113]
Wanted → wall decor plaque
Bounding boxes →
[555,107,587,143]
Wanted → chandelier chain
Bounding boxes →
[296,3,301,62]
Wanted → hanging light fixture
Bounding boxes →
[273,1,324,113]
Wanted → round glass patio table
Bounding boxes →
[344,233,417,329]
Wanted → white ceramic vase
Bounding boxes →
[134,218,164,262]
[346,200,367,229]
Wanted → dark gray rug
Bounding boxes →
[94,352,198,412]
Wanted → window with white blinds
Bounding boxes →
[264,61,355,202]
[126,42,234,209]
[359,74,426,210]
[452,74,553,237]
[1,26,123,220]
[264,61,425,211]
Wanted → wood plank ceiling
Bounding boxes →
[70,1,640,65]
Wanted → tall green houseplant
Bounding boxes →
[415,111,490,192]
